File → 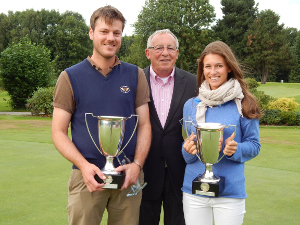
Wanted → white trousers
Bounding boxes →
[183,192,246,225]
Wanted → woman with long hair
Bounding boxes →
[181,41,261,225]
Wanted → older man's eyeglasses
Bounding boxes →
[148,45,178,53]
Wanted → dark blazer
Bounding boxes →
[142,66,197,201]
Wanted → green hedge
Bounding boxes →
[24,79,300,126]
[260,109,300,125]
[26,87,54,116]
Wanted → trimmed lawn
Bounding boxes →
[257,82,300,99]
[244,126,300,224]
[1,115,299,224]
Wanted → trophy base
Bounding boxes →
[192,176,225,197]
[94,172,125,189]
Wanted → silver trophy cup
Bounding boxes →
[181,119,236,197]
[85,113,146,195]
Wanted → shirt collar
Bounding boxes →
[149,66,175,84]
[87,56,121,74]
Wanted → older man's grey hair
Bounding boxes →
[147,29,179,49]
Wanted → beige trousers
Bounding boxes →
[67,169,143,225]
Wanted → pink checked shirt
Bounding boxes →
[149,66,175,127]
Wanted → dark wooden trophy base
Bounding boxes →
[94,172,125,189]
[192,176,225,197]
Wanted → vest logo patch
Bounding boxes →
[120,86,130,93]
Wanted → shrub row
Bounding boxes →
[260,109,300,126]
[26,80,300,126]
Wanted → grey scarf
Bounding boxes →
[196,78,244,124]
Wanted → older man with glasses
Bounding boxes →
[139,29,197,225]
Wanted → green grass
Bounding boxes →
[257,82,300,98]
[0,115,299,224]
[0,115,69,224]
[244,126,300,224]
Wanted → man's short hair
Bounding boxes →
[90,5,126,31]
[147,29,179,48]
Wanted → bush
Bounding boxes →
[245,78,259,90]
[0,78,4,90]
[260,109,282,125]
[295,111,300,125]
[279,111,300,126]
[260,109,300,126]
[0,36,52,109]
[26,87,54,116]
[250,89,276,110]
[268,97,299,112]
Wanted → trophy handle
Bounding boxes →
[179,115,195,141]
[118,114,139,155]
[180,116,203,162]
[85,113,101,152]
[216,124,237,163]
[226,124,237,139]
[179,117,188,140]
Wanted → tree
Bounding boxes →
[289,35,300,82]
[244,9,293,84]
[0,13,11,53]
[131,0,215,73]
[0,36,52,109]
[0,9,61,52]
[271,27,299,82]
[47,11,92,73]
[213,0,258,59]
[117,35,135,59]
[0,9,92,74]
[120,35,149,69]
[283,27,299,47]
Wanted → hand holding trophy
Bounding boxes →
[180,117,236,197]
[85,113,147,196]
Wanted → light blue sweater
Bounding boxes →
[181,97,260,199]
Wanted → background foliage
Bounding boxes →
[130,0,216,73]
[268,97,299,112]
[213,0,258,59]
[0,9,92,73]
[0,0,300,110]
[244,9,293,84]
[0,36,52,109]
[289,35,300,82]
[26,87,55,116]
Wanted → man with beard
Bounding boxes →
[52,5,151,225]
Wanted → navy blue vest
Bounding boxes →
[66,59,138,169]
